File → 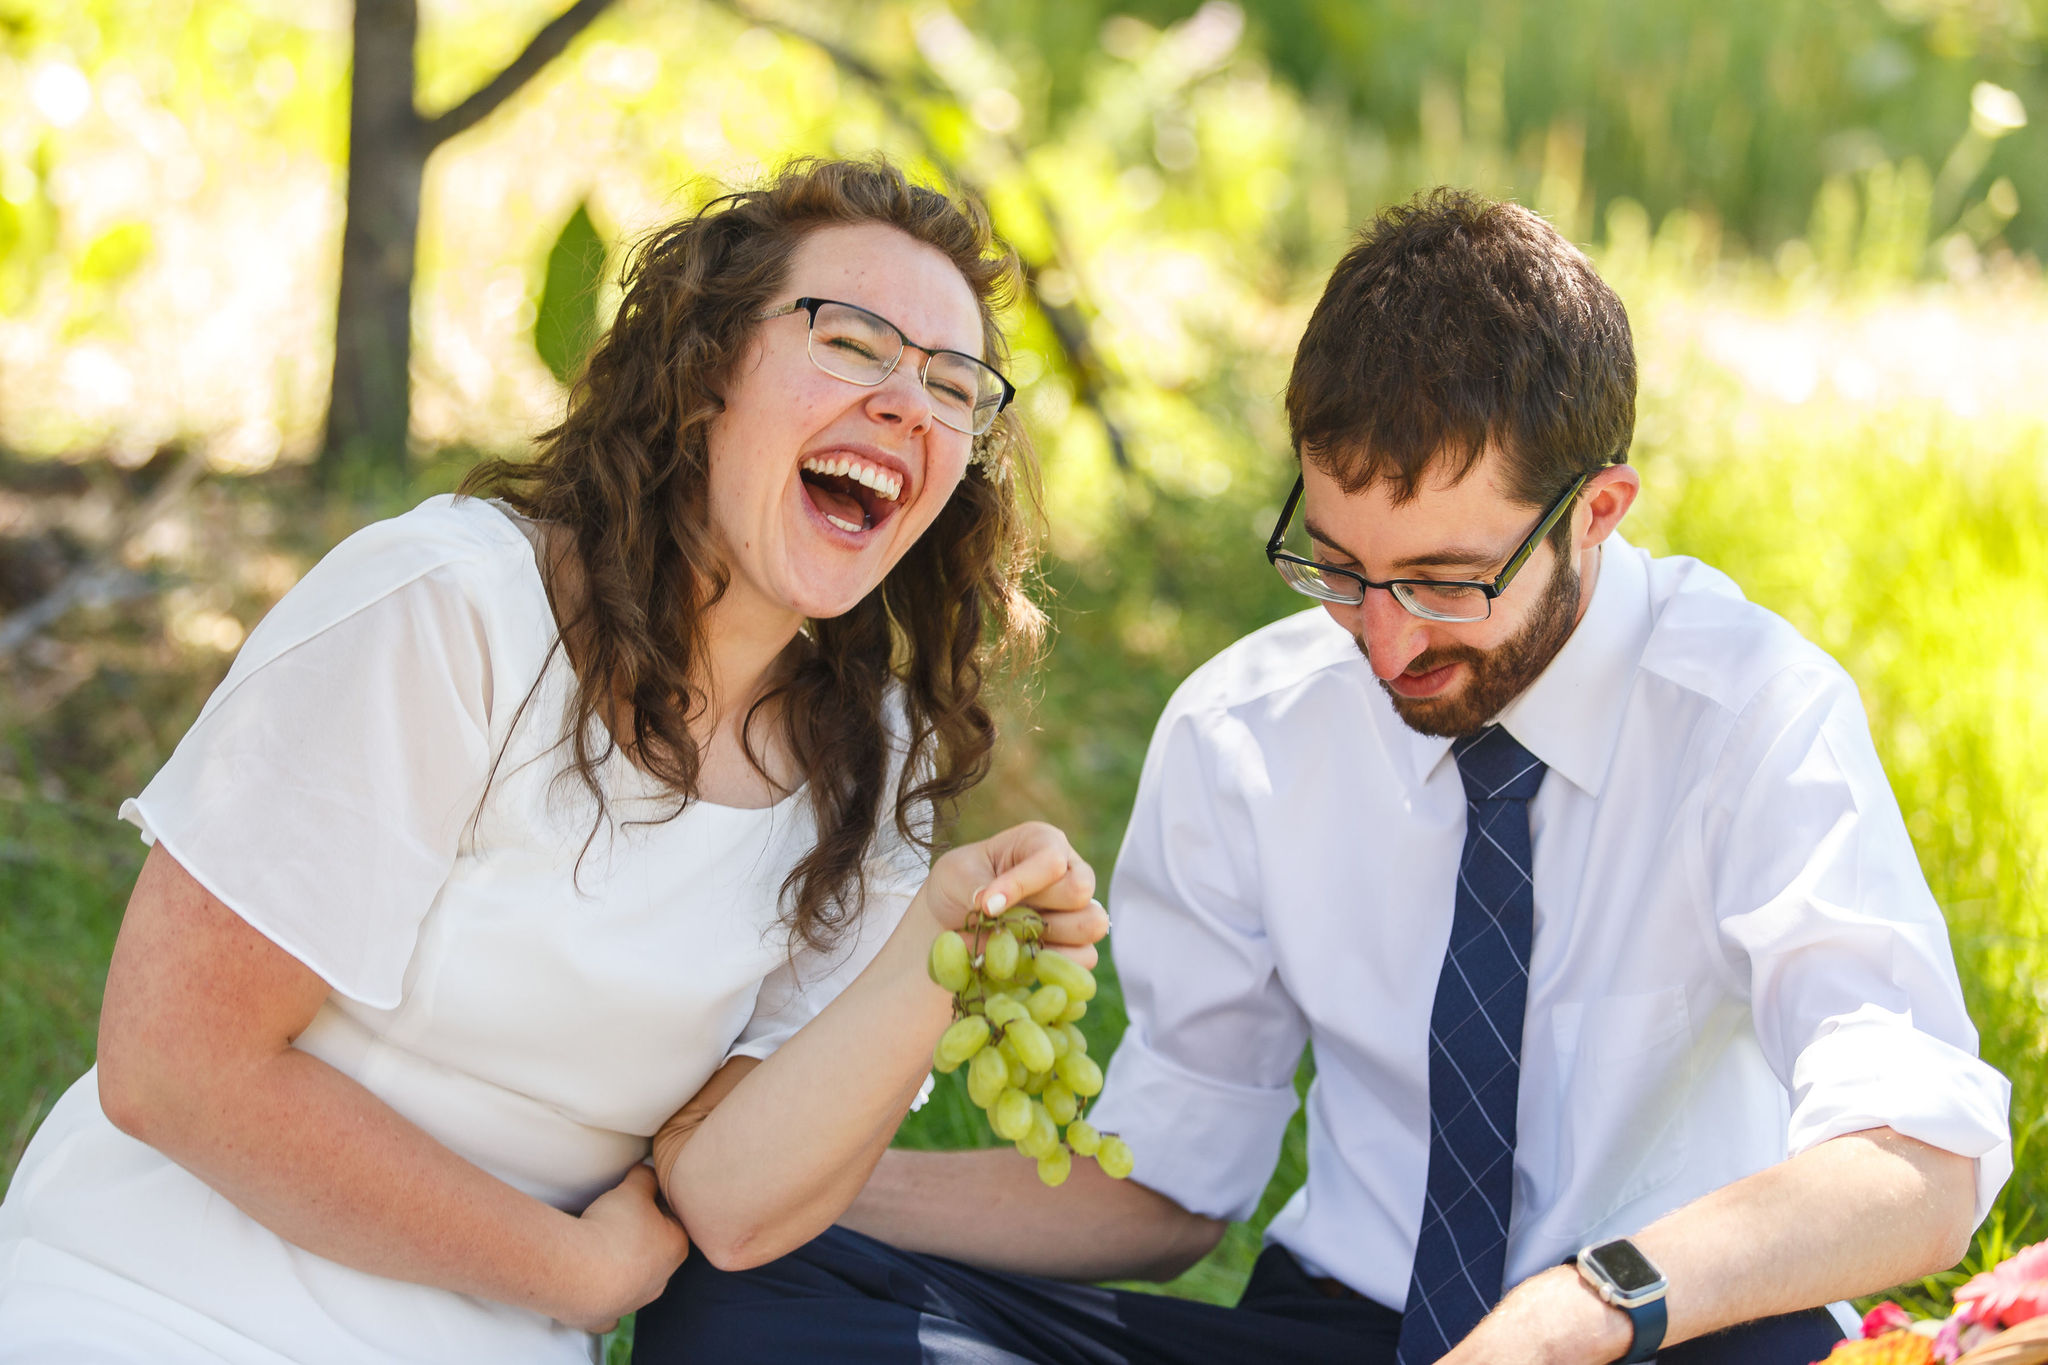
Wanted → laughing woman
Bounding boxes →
[0,159,1104,1364]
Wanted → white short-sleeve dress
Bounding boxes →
[0,495,928,1364]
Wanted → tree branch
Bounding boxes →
[0,449,206,659]
[704,0,1133,469]
[420,0,623,150]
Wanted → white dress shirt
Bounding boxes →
[1088,534,2012,1311]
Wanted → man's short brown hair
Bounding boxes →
[1285,188,1636,529]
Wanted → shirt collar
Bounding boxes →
[1407,532,1652,798]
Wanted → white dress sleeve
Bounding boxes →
[121,507,511,1010]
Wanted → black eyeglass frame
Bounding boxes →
[754,296,1017,436]
[1264,466,1603,621]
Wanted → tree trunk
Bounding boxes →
[322,0,423,484]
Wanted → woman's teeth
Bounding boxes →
[800,455,902,503]
[824,513,864,533]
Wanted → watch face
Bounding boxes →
[1587,1239,1663,1294]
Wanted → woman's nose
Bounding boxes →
[862,362,936,436]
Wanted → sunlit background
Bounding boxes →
[4,0,2045,1335]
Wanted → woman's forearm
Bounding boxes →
[660,895,953,1269]
[658,823,1106,1271]
[106,1042,601,1320]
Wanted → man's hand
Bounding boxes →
[1435,1265,1632,1365]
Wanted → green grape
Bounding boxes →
[1006,1018,1056,1074]
[928,931,972,994]
[1026,985,1069,1025]
[1019,1102,1060,1159]
[1043,1080,1078,1125]
[967,1045,1009,1109]
[991,1088,1033,1142]
[1055,1052,1103,1098]
[931,921,1112,1177]
[933,1015,990,1072]
[983,929,1021,981]
[1096,1136,1135,1180]
[1034,951,1097,1004]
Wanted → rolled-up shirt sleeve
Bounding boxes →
[1089,695,1308,1223]
[1708,663,2012,1222]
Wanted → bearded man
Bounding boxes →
[634,189,2011,1365]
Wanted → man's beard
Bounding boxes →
[1363,550,1582,739]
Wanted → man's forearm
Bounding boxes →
[845,1146,1227,1282]
[1638,1126,1977,1344]
[1444,1126,1981,1364]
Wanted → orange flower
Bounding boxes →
[1815,1330,1937,1365]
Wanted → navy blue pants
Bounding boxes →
[632,1225,1844,1364]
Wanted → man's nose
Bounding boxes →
[1357,587,1431,679]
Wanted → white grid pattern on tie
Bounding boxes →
[1399,726,1544,1365]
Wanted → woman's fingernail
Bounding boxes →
[984,891,1008,915]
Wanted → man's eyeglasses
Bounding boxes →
[1264,468,1600,622]
[754,297,1016,437]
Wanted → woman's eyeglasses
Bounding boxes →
[755,297,1016,437]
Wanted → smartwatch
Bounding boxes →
[1574,1238,1668,1363]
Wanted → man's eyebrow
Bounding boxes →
[1302,518,1502,574]
[1300,518,1354,558]
[1390,547,1504,573]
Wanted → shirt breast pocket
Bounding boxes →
[1549,987,1692,1223]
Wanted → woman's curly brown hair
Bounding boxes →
[461,157,1042,954]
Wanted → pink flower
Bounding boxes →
[1931,1313,1994,1364]
[1952,1240,2048,1333]
[1864,1302,1914,1338]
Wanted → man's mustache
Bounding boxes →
[1352,636,1487,678]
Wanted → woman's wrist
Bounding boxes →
[534,1204,610,1327]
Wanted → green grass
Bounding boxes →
[0,789,144,1183]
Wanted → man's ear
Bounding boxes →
[1577,464,1641,552]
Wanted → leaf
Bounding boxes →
[77,221,151,285]
[534,201,605,385]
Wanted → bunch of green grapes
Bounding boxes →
[927,906,1135,1187]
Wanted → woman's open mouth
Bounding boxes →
[799,455,904,535]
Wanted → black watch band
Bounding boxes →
[1618,1295,1666,1363]
[1571,1240,1669,1364]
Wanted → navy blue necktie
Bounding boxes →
[1396,726,1547,1365]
